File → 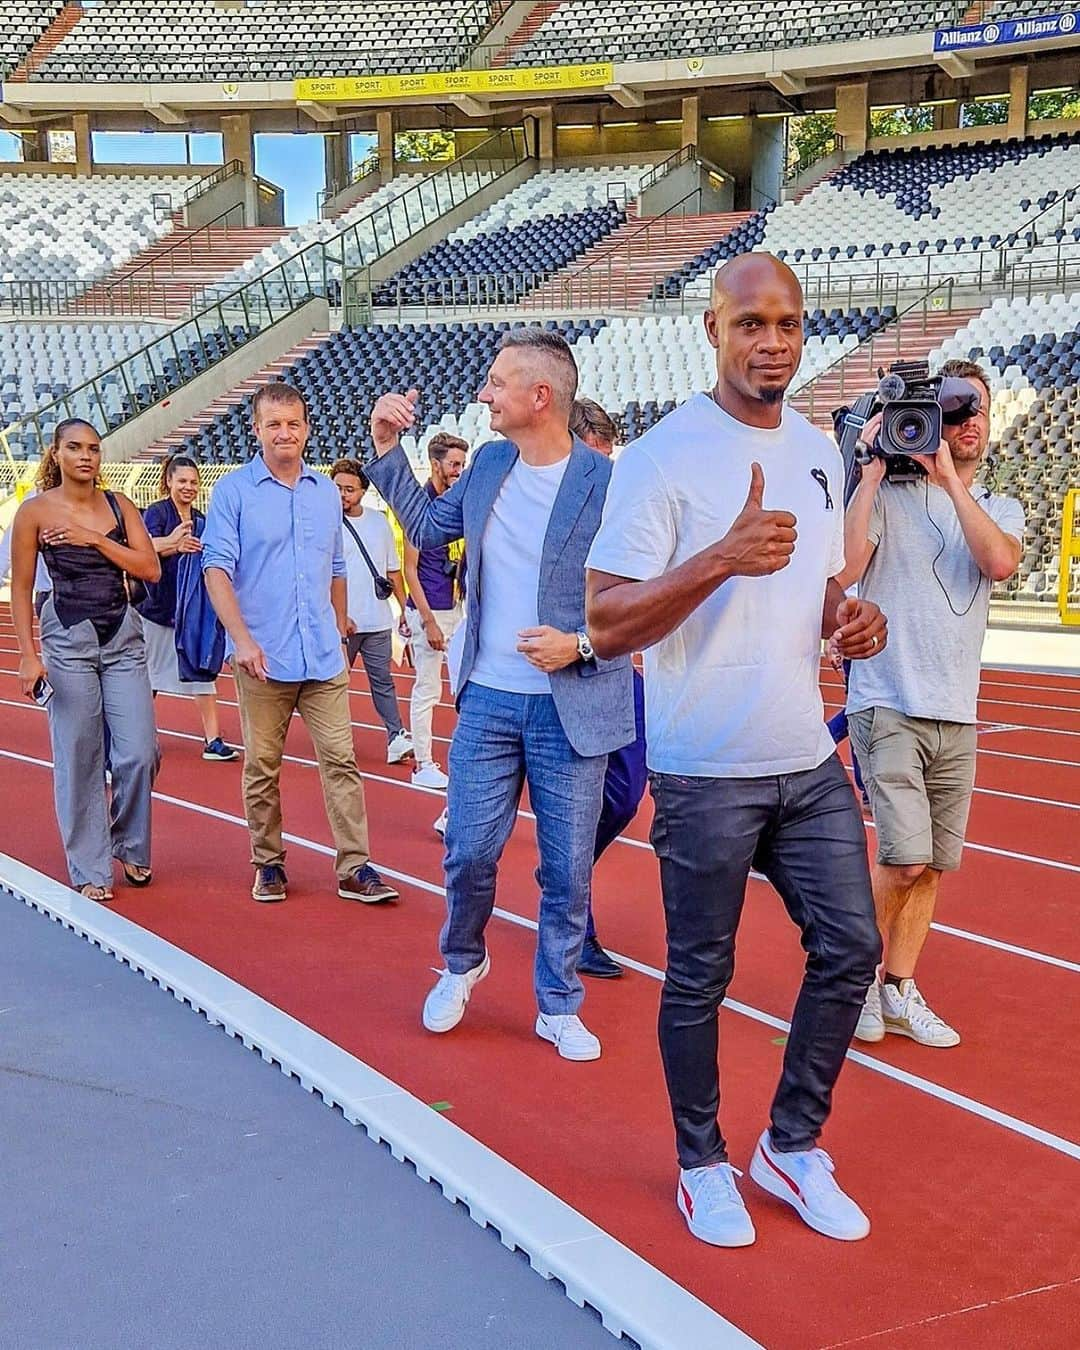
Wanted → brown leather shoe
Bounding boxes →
[338,864,399,903]
[252,865,288,903]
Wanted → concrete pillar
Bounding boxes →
[221,112,254,174]
[324,130,348,196]
[72,112,92,175]
[835,82,869,155]
[681,94,700,150]
[20,129,48,163]
[376,109,394,178]
[935,101,961,132]
[1007,64,1029,139]
[537,106,554,165]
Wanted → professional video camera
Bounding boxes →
[833,360,983,501]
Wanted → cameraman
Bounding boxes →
[844,358,1023,1048]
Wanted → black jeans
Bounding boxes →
[650,753,880,1169]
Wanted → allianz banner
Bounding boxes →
[935,10,1079,51]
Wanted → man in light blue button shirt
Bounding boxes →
[203,382,398,905]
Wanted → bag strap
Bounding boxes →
[342,514,387,585]
[104,489,127,543]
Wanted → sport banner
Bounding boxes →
[295,63,614,102]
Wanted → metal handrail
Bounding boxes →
[182,158,244,208]
[320,151,380,219]
[92,200,247,317]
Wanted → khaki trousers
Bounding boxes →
[235,668,369,878]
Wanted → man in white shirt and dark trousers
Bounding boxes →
[366,329,635,1062]
[587,254,888,1247]
[844,358,1023,1049]
[330,457,413,767]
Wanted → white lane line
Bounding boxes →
[980,748,1080,769]
[3,702,1078,974]
[820,694,1080,742]
[0,851,754,1350]
[1,747,1078,1166]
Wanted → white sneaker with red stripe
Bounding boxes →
[749,1131,870,1241]
[676,1164,756,1247]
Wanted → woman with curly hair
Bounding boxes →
[137,454,238,762]
[10,419,161,902]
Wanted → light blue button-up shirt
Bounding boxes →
[202,454,346,683]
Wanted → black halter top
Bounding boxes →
[41,492,129,644]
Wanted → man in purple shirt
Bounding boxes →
[202,382,397,906]
[403,432,468,795]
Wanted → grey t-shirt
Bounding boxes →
[846,478,1024,725]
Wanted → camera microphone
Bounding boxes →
[876,373,906,402]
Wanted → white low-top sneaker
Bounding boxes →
[854,979,885,1043]
[677,1164,756,1247]
[750,1131,870,1241]
[535,1012,601,1061]
[422,953,490,1033]
[881,978,960,1047]
[412,761,449,790]
[387,729,414,764]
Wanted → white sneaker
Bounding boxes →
[535,1012,601,1061]
[677,1164,756,1247]
[881,978,960,1047]
[433,808,448,838]
[422,953,490,1033]
[412,761,449,790]
[749,1131,870,1241]
[387,729,414,764]
[854,979,885,1043]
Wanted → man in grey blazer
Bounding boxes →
[366,328,635,1061]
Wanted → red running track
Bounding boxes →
[0,614,1078,1347]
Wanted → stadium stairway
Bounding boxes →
[524,209,754,311]
[7,2,82,82]
[788,305,983,430]
[137,332,335,461]
[70,220,292,319]
[491,0,568,67]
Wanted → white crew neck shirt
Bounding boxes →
[341,507,398,633]
[469,453,570,695]
[587,393,846,777]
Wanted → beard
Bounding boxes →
[758,385,785,406]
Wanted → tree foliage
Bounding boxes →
[394,130,456,162]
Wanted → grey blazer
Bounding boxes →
[366,437,635,758]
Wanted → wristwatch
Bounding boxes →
[576,629,595,662]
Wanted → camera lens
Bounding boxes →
[883,405,937,457]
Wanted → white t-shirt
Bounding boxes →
[342,508,398,633]
[470,454,570,695]
[587,393,845,777]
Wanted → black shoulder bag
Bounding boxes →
[343,515,394,600]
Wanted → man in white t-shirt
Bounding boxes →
[330,457,413,766]
[587,253,888,1248]
[844,359,1024,1050]
[365,329,635,1063]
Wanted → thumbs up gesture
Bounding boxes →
[370,389,419,456]
[715,462,798,577]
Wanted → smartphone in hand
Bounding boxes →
[32,676,54,707]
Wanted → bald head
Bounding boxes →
[704,250,805,425]
[710,252,803,313]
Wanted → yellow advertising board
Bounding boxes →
[295,63,614,103]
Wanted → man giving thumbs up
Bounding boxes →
[586,253,886,1249]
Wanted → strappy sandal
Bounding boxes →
[78,883,113,903]
[121,863,153,887]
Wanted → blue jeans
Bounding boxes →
[588,668,648,938]
[444,683,608,1014]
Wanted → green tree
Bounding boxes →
[787,113,835,176]
[394,130,456,162]
[869,105,934,137]
[1029,90,1080,122]
[960,99,1008,127]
